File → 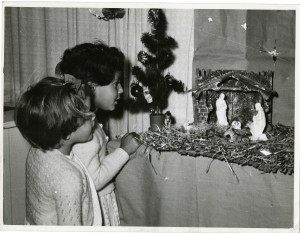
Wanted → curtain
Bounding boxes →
[4,7,194,137]
[193,10,295,126]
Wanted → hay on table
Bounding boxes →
[139,123,294,175]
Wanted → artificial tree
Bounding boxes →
[130,9,185,116]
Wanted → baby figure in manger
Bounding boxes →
[247,103,268,141]
[216,93,228,126]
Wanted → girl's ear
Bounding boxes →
[55,138,66,149]
[83,95,91,109]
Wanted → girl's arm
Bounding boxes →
[88,147,129,191]
[73,125,141,191]
[90,129,141,191]
[54,168,84,225]
[73,125,129,191]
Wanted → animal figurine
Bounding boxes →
[183,121,193,132]
[224,125,242,143]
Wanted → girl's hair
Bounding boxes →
[15,77,94,151]
[58,41,125,86]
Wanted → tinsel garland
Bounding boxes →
[139,124,294,175]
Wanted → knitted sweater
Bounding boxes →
[25,148,94,225]
[72,124,129,195]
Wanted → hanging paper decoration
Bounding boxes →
[259,40,280,64]
[89,8,125,21]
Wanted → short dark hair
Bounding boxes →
[15,77,93,151]
[58,41,125,86]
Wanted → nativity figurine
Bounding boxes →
[216,93,228,126]
[247,103,268,141]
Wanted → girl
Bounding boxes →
[57,41,141,226]
[15,77,99,225]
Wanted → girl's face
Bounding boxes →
[70,113,96,144]
[93,71,123,111]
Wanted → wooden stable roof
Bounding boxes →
[193,70,278,100]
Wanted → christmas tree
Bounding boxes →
[129,9,185,114]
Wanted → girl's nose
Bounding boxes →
[118,83,124,94]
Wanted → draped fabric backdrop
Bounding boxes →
[4,7,194,137]
[193,10,295,126]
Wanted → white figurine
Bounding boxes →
[216,93,228,126]
[183,121,193,131]
[247,103,268,141]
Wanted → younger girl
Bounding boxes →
[58,41,141,226]
[15,77,99,225]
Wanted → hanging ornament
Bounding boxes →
[130,83,143,97]
[148,9,161,25]
[143,86,153,103]
[138,51,152,65]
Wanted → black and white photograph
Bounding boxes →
[1,1,299,232]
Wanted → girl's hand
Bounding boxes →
[120,132,142,155]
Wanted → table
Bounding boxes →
[108,141,294,228]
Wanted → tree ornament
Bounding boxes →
[143,86,153,103]
[130,83,144,97]
[148,9,161,26]
[138,51,152,65]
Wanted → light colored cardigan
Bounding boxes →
[25,148,94,225]
[72,124,129,195]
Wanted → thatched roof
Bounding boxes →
[193,70,278,100]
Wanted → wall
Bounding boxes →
[3,111,31,225]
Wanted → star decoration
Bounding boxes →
[241,23,248,30]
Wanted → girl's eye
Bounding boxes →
[114,81,120,87]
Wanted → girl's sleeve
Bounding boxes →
[54,168,83,225]
[88,147,129,191]
[73,125,130,191]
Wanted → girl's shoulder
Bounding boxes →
[72,124,106,153]
[27,148,84,182]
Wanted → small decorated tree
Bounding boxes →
[129,9,185,115]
